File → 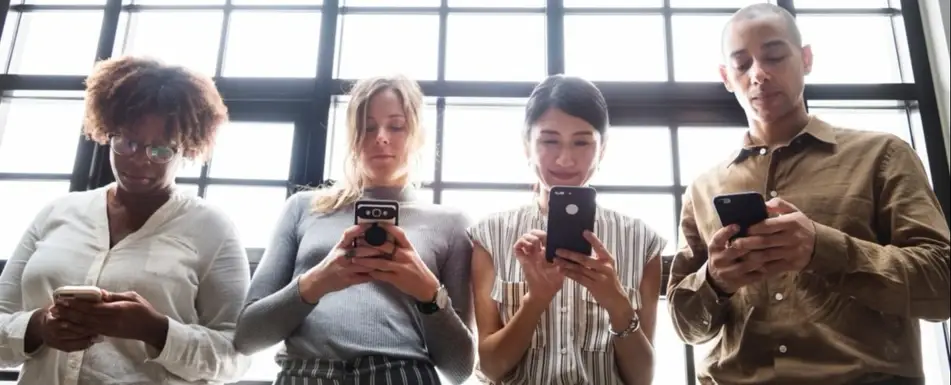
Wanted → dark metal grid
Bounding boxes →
[0,0,948,384]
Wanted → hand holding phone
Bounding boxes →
[545,186,597,263]
[707,192,770,294]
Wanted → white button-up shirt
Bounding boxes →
[0,184,252,384]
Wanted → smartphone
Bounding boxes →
[713,192,769,240]
[354,200,400,249]
[545,186,597,263]
[52,285,103,302]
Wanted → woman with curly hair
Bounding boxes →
[0,55,251,384]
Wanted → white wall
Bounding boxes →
[921,0,951,166]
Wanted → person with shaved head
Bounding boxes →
[667,4,950,385]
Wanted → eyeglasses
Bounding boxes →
[109,135,178,164]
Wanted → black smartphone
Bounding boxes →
[713,192,769,240]
[354,200,399,249]
[545,186,597,263]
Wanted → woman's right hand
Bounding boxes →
[26,306,100,353]
[298,224,380,303]
[513,230,565,307]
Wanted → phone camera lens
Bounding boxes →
[723,198,731,204]
[371,208,382,217]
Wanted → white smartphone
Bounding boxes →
[52,285,103,302]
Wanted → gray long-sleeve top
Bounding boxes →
[233,186,476,384]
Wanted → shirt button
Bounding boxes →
[758,148,767,155]
[702,320,710,325]
[560,348,567,354]
[779,345,788,353]
[769,190,778,198]
[774,293,784,301]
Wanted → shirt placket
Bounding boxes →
[761,144,796,376]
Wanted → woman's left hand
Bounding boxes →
[553,231,631,312]
[52,291,169,350]
[351,224,441,302]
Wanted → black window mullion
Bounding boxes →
[546,0,564,75]
[302,0,339,189]
[432,0,447,204]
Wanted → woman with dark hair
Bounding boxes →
[0,55,251,384]
[468,75,664,385]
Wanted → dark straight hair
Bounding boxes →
[523,74,609,142]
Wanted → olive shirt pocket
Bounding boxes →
[578,285,640,352]
[491,279,548,350]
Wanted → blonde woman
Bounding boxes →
[233,75,475,385]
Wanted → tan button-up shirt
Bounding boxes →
[667,116,951,385]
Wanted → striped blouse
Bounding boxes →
[468,203,667,385]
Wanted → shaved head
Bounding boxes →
[722,3,802,58]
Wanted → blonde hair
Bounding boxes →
[311,75,426,213]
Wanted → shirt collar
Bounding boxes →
[729,115,837,166]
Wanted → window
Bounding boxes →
[223,11,322,78]
[448,0,543,6]
[563,0,661,6]
[445,14,545,81]
[341,0,436,6]
[324,97,438,183]
[203,185,288,248]
[669,0,764,6]
[590,127,673,186]
[334,14,439,80]
[671,15,731,82]
[808,101,913,144]
[921,321,946,385]
[242,344,283,382]
[798,15,907,84]
[208,122,295,181]
[676,127,747,187]
[793,0,894,9]
[116,11,223,76]
[3,11,103,75]
[563,15,667,81]
[441,99,534,184]
[234,0,322,4]
[440,189,534,222]
[597,193,677,256]
[654,299,688,385]
[0,180,70,258]
[0,95,85,174]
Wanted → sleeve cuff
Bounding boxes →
[695,263,732,306]
[7,309,40,358]
[806,221,850,275]
[280,276,320,313]
[145,317,189,364]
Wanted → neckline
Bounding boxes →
[361,185,418,203]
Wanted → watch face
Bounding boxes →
[435,286,449,309]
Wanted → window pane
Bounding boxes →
[209,122,295,180]
[677,127,747,187]
[341,0,437,6]
[445,14,545,81]
[793,0,892,9]
[440,189,534,222]
[590,127,673,186]
[7,11,102,75]
[119,11,223,76]
[921,321,945,385]
[25,0,105,4]
[243,344,282,381]
[203,185,288,248]
[416,187,434,204]
[807,104,912,144]
[448,0,542,6]
[799,15,903,84]
[908,108,934,185]
[597,193,676,255]
[177,183,200,197]
[335,14,439,80]
[0,181,69,258]
[654,299,688,385]
[223,11,321,78]
[177,160,204,179]
[671,15,730,82]
[564,15,666,82]
[324,98,437,183]
[441,100,534,184]
[0,97,83,174]
[670,0,765,6]
[563,0,661,6]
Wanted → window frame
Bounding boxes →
[0,1,948,385]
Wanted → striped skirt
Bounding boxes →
[275,355,442,385]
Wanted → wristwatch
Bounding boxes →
[609,313,641,339]
[416,285,449,315]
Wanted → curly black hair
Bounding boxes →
[82,55,228,160]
